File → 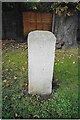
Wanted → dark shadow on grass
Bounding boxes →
[52,73,60,92]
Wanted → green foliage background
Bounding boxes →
[3,2,80,15]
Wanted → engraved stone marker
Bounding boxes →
[28,30,56,95]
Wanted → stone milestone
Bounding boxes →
[28,30,56,95]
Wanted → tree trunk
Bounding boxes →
[54,12,78,49]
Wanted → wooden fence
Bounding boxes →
[23,12,52,35]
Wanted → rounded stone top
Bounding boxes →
[28,30,56,42]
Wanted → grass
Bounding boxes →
[2,43,79,119]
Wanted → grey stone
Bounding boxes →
[28,30,56,95]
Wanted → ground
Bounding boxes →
[2,40,79,119]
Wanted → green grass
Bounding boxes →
[2,45,79,119]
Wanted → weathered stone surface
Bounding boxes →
[28,30,56,95]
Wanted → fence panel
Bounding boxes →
[23,12,52,36]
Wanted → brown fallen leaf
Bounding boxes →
[5,83,10,87]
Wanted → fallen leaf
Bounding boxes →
[15,113,18,117]
[25,83,27,86]
[5,83,10,87]
[14,76,17,80]
[4,96,8,100]
[3,79,7,83]
[6,69,8,71]
[22,67,25,71]
[73,61,75,64]
[33,115,39,118]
